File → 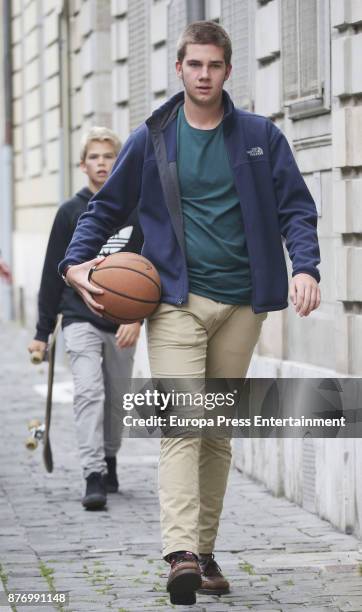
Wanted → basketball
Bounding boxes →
[89,252,161,324]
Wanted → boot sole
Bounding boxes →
[82,494,107,510]
[167,570,202,605]
[198,586,230,595]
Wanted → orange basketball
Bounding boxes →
[89,252,161,324]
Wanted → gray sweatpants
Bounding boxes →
[63,322,135,478]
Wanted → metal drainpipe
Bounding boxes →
[1,0,14,320]
[54,1,71,365]
[186,0,205,23]
[57,0,72,203]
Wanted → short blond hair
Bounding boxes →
[80,127,121,162]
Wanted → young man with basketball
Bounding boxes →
[59,22,321,605]
[28,127,143,510]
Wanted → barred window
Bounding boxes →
[221,0,254,110]
[128,0,151,130]
[167,0,187,97]
[282,0,330,118]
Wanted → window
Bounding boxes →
[281,0,330,119]
[221,0,254,110]
[128,0,151,130]
[167,0,187,97]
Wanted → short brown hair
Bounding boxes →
[80,127,121,162]
[177,21,232,65]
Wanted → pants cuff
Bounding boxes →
[162,543,199,559]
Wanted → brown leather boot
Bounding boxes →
[166,551,201,605]
[198,553,230,595]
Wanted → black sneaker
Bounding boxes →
[82,472,107,510]
[104,456,119,493]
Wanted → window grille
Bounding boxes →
[128,0,150,129]
[167,0,187,97]
[282,0,330,118]
[221,0,253,110]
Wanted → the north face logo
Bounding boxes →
[247,147,264,157]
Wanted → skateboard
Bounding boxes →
[26,315,62,472]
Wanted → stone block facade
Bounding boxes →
[1,0,361,536]
[243,0,362,538]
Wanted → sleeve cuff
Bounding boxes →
[34,330,50,342]
[292,268,320,283]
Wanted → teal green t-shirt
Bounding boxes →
[176,105,252,305]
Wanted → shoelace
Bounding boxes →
[200,553,222,575]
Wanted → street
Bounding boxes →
[0,322,361,612]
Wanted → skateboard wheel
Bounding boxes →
[30,350,44,364]
[25,437,38,450]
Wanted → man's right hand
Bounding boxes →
[64,257,105,317]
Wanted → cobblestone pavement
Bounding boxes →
[0,322,361,612]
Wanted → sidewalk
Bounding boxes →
[0,322,361,612]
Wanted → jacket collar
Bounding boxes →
[146,89,235,133]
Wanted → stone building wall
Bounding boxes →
[11,0,62,326]
[3,0,362,535]
[233,0,362,538]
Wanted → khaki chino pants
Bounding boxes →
[147,293,267,557]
